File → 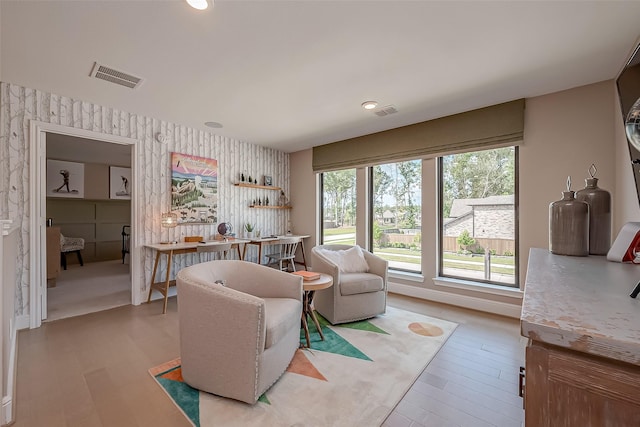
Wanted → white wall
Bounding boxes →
[291,80,630,308]
[0,82,290,317]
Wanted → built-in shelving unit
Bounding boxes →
[234,183,281,191]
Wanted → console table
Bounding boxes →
[145,240,247,314]
[521,248,640,425]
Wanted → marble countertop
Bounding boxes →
[521,248,640,365]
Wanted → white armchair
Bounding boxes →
[311,244,388,325]
[60,233,84,270]
[176,260,303,404]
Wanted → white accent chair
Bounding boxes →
[176,260,303,404]
[264,236,300,272]
[311,244,388,325]
[60,234,84,270]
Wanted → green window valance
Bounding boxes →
[312,99,525,172]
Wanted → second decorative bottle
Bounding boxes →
[576,164,611,255]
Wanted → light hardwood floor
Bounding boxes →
[13,294,525,427]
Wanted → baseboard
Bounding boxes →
[2,317,18,425]
[388,282,522,319]
[15,315,29,331]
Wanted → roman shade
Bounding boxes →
[312,99,525,172]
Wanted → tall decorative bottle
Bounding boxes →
[549,176,589,256]
[576,164,611,255]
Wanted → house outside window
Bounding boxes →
[371,160,422,274]
[439,146,518,286]
[320,169,356,245]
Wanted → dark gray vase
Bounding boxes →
[576,177,611,255]
[549,190,589,256]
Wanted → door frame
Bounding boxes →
[29,121,140,328]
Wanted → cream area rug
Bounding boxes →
[149,306,457,427]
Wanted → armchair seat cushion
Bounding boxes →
[340,273,384,296]
[264,298,301,349]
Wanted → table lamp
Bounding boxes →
[161,212,178,244]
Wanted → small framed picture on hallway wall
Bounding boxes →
[110,166,131,200]
[46,159,84,198]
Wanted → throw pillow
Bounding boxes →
[318,246,369,273]
[340,246,369,273]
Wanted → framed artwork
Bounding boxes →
[263,175,273,186]
[110,166,131,199]
[46,159,84,198]
[170,152,218,224]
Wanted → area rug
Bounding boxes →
[149,306,457,427]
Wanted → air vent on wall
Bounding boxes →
[374,105,398,117]
[89,62,143,89]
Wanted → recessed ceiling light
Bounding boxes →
[361,101,378,110]
[186,0,209,10]
[205,121,223,129]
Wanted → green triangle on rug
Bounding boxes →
[300,312,378,361]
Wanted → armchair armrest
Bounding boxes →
[311,249,340,279]
[363,250,388,286]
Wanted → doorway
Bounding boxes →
[45,133,132,321]
[29,122,140,328]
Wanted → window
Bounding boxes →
[320,169,356,245]
[439,147,518,286]
[371,160,422,273]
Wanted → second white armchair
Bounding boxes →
[311,244,388,325]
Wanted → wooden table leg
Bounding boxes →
[147,251,162,303]
[162,251,173,314]
[300,240,308,271]
[307,290,324,341]
[301,291,311,347]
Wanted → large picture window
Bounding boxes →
[320,169,356,245]
[439,146,518,286]
[371,160,422,273]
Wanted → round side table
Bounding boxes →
[300,273,333,348]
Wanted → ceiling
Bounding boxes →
[3,1,640,154]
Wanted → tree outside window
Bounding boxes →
[372,160,422,273]
[440,147,518,286]
[321,169,356,245]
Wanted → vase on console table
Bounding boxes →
[576,164,611,255]
[549,176,589,256]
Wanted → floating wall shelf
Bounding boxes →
[234,183,281,191]
[249,206,292,210]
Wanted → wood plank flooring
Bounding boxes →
[13,293,525,426]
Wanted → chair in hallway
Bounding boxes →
[265,237,300,272]
[60,234,84,270]
[122,225,130,264]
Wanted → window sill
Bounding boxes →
[432,276,523,299]
[389,270,424,283]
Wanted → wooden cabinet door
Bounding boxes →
[526,341,640,426]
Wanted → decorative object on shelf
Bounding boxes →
[549,176,589,256]
[244,222,255,239]
[576,164,611,255]
[254,178,257,184]
[46,159,84,198]
[279,190,289,207]
[241,173,245,182]
[248,175,252,183]
[264,175,273,186]
[171,152,218,224]
[217,222,234,237]
[265,196,269,206]
[109,166,131,200]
